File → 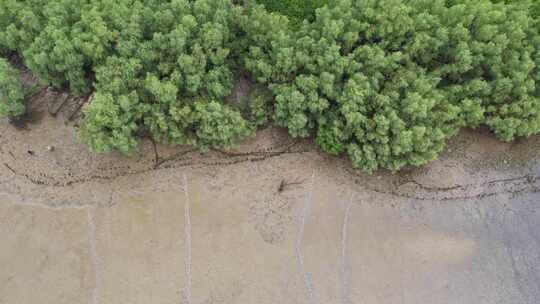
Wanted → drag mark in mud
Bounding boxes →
[183,174,192,304]
[341,193,354,304]
[3,163,16,175]
[87,206,101,304]
[296,172,315,304]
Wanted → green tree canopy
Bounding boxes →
[244,0,540,171]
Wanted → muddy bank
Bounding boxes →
[1,99,539,207]
[0,96,540,304]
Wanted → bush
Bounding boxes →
[21,0,134,94]
[245,0,459,171]
[254,0,328,24]
[0,58,25,118]
[426,0,540,141]
[2,0,274,154]
[78,0,256,153]
[245,0,540,171]
[0,0,46,54]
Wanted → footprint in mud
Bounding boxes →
[249,193,299,245]
[9,109,45,130]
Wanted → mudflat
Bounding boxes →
[1,101,539,304]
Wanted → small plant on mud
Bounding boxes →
[277,178,304,193]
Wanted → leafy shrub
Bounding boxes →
[79,0,255,153]
[243,86,274,129]
[236,2,294,83]
[0,58,25,118]
[1,0,269,154]
[245,0,540,171]
[424,0,540,141]
[21,0,133,94]
[254,0,328,24]
[245,0,458,171]
[0,0,46,54]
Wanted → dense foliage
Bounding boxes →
[245,0,540,171]
[77,0,257,153]
[452,0,540,140]
[254,0,328,23]
[2,0,269,153]
[1,0,539,172]
[0,58,25,118]
[0,0,46,54]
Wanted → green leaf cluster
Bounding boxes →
[0,0,46,54]
[253,0,328,24]
[0,58,25,118]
